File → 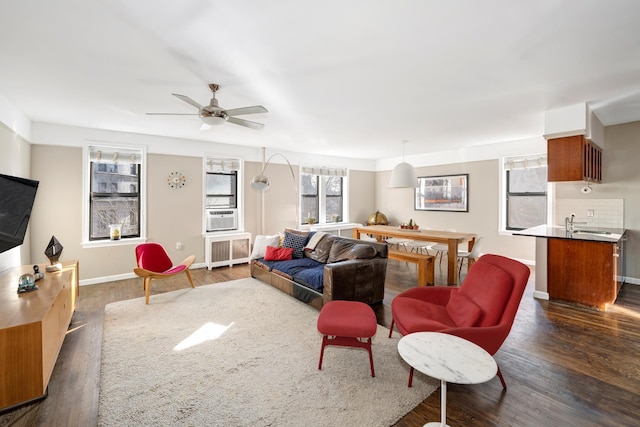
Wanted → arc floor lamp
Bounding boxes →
[251,148,299,233]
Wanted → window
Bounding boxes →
[300,167,347,224]
[84,145,145,244]
[503,155,548,231]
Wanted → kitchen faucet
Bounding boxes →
[565,214,587,232]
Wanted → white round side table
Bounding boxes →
[398,332,497,427]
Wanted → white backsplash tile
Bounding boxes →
[555,198,624,228]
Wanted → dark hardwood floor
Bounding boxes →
[1,258,639,426]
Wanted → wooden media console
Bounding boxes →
[0,261,78,412]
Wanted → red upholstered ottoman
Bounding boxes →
[317,300,377,377]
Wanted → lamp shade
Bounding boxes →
[389,162,418,188]
[200,115,226,126]
[251,174,270,191]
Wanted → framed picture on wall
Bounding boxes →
[414,174,468,212]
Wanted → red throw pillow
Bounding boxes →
[264,246,294,261]
[446,289,483,327]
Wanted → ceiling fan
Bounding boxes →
[147,83,268,130]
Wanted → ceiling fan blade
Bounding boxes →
[146,112,198,116]
[225,105,268,116]
[172,93,203,110]
[227,116,265,130]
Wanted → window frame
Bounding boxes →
[299,167,348,225]
[499,154,551,234]
[505,168,547,231]
[82,144,147,248]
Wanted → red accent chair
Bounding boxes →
[134,243,195,304]
[317,300,377,377]
[389,254,530,388]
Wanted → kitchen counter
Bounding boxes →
[515,225,626,310]
[515,225,625,243]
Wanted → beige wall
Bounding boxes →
[146,154,204,263]
[348,169,377,225]
[374,159,536,262]
[556,121,640,280]
[29,147,208,281]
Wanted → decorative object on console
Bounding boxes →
[389,141,417,188]
[167,171,186,189]
[17,273,38,293]
[45,235,64,272]
[33,264,44,281]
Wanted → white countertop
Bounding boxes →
[514,225,625,243]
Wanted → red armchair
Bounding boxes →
[134,243,195,304]
[389,254,530,388]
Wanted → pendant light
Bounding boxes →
[389,141,417,188]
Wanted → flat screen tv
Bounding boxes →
[0,173,39,253]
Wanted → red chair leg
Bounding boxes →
[388,319,395,338]
[497,365,507,389]
[408,366,414,387]
[366,338,375,377]
[318,336,328,370]
[318,335,375,377]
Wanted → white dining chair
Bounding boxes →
[430,229,459,266]
[385,237,411,250]
[456,237,483,273]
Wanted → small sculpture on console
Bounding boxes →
[17,273,38,293]
[33,264,44,281]
[45,235,64,272]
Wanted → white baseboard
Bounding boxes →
[533,290,549,300]
[79,262,207,286]
[624,276,640,285]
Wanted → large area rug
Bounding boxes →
[98,278,436,426]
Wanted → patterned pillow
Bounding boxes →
[282,231,309,259]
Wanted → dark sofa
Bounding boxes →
[251,232,388,309]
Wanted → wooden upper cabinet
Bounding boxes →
[547,135,602,182]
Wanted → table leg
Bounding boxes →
[424,379,449,427]
[447,240,458,285]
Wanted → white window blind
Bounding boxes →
[504,154,547,171]
[301,166,347,177]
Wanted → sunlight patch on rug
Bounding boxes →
[99,278,437,427]
[173,321,234,351]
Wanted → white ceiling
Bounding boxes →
[1,0,640,160]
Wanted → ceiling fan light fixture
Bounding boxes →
[200,115,227,126]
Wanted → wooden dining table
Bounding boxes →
[353,225,477,285]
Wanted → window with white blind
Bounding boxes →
[503,154,548,231]
[300,166,348,225]
[83,144,146,244]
